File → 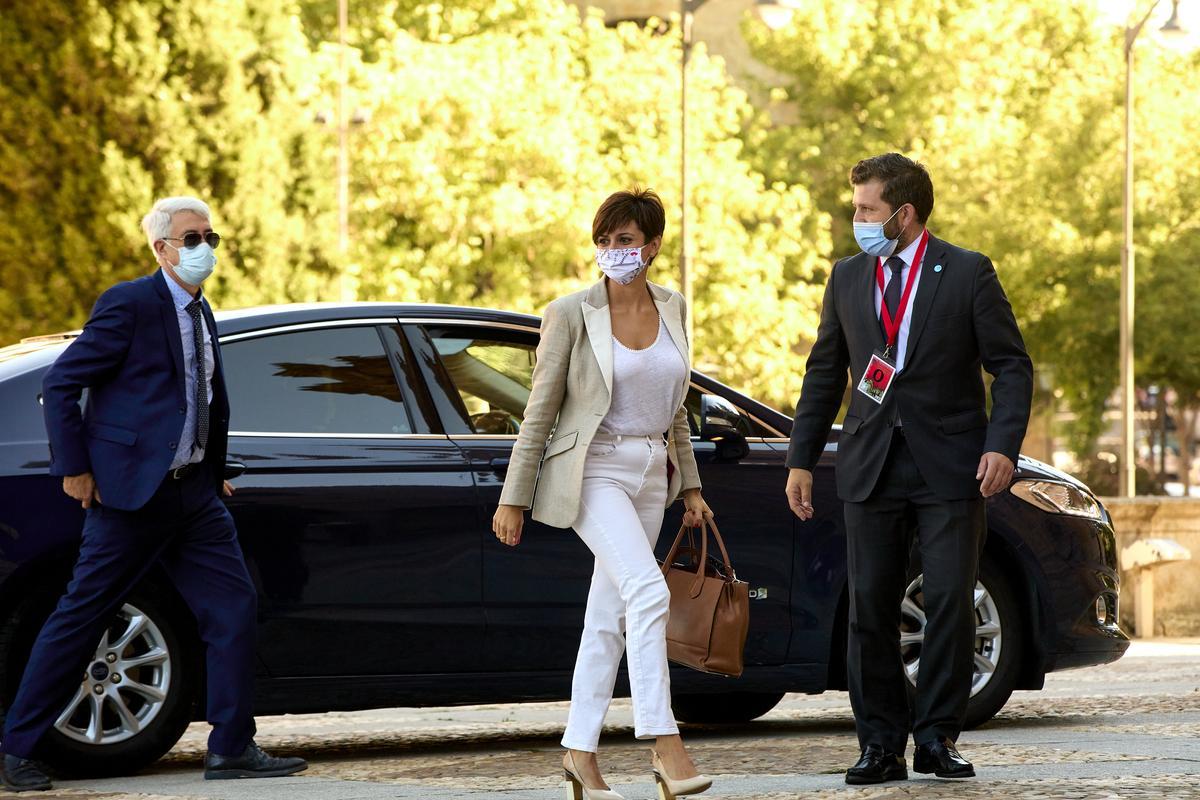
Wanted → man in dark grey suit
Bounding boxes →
[785,154,1033,784]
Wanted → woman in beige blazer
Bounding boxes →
[493,189,714,800]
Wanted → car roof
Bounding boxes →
[0,303,543,380]
[214,302,543,336]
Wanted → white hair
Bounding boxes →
[140,196,212,251]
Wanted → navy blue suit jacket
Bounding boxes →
[42,270,230,511]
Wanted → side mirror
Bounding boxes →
[699,395,750,462]
[224,460,247,480]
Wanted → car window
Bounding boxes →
[683,385,777,438]
[0,369,53,444]
[222,326,411,434]
[425,327,536,435]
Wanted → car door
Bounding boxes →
[219,320,482,676]
[670,386,795,666]
[402,321,595,672]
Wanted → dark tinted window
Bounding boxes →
[425,327,536,435]
[0,369,52,443]
[223,326,411,434]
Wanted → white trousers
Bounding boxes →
[561,433,680,752]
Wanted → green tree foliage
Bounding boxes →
[336,1,827,406]
[4,0,1197,451]
[0,0,337,342]
[2,0,825,411]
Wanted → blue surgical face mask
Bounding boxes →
[852,205,905,258]
[163,241,217,285]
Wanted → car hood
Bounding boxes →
[1015,454,1096,496]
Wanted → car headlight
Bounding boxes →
[1010,480,1103,520]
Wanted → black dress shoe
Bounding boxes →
[2,755,52,792]
[913,737,975,778]
[845,745,908,785]
[204,741,307,780]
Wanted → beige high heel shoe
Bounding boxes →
[563,751,625,800]
[651,750,712,800]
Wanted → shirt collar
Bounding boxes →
[888,228,928,269]
[161,267,202,310]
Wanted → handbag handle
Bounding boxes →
[661,519,737,597]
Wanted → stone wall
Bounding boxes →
[1104,497,1200,637]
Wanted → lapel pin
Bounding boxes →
[934,264,943,273]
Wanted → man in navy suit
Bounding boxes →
[1,197,306,792]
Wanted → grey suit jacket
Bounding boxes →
[499,279,702,528]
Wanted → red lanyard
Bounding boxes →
[876,229,929,351]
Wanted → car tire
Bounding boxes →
[901,554,1023,730]
[670,691,785,724]
[0,587,198,776]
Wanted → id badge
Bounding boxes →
[856,350,897,405]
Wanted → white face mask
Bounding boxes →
[162,240,217,285]
[595,246,647,285]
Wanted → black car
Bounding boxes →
[0,302,1129,774]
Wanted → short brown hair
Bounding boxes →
[592,188,666,245]
[850,153,935,224]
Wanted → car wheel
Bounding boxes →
[671,691,785,724]
[901,556,1023,729]
[0,590,197,776]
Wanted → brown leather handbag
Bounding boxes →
[660,520,749,677]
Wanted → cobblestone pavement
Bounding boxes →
[8,640,1200,799]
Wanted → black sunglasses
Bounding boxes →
[164,231,221,250]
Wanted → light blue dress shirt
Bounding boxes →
[162,269,215,469]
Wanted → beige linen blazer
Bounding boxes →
[498,279,702,529]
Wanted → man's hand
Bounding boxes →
[222,480,235,497]
[976,452,1015,497]
[63,473,99,509]
[786,468,815,520]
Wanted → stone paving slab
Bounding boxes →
[9,641,1200,799]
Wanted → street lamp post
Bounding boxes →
[337,0,351,302]
[679,0,709,345]
[678,1,796,344]
[1120,0,1185,497]
[754,0,797,31]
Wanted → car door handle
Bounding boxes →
[490,458,510,475]
[224,460,247,480]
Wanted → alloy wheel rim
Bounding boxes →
[900,576,1002,697]
[54,603,172,745]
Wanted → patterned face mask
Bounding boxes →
[595,246,646,285]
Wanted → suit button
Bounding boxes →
[169,442,177,450]
[179,407,185,414]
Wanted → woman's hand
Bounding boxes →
[492,504,525,547]
[681,489,714,528]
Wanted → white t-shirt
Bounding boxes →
[599,316,687,436]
